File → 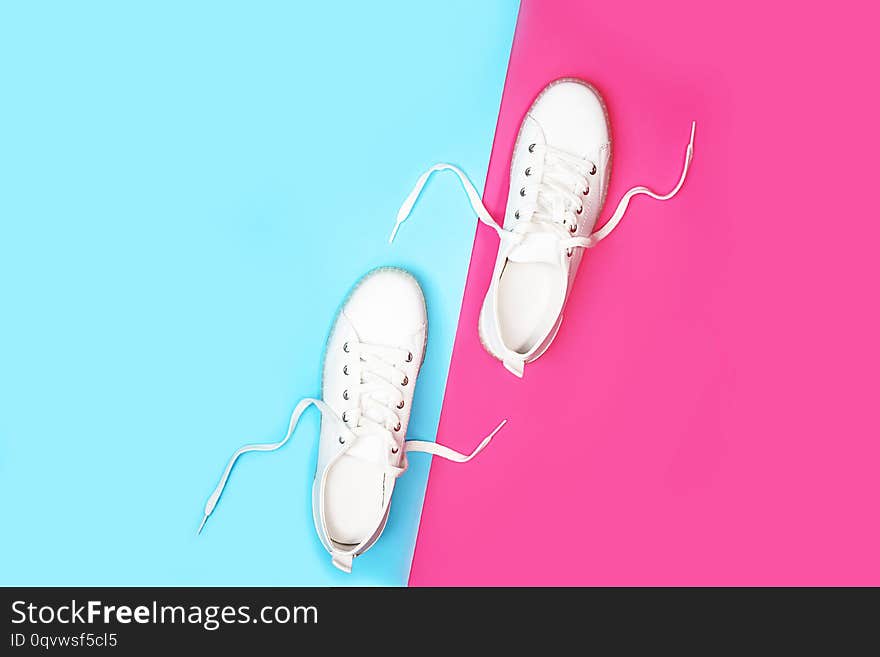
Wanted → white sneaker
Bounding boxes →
[389,78,695,378]
[197,267,505,573]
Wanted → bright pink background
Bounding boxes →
[410,0,880,585]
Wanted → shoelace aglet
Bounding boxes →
[388,218,403,244]
[197,485,222,536]
[389,178,425,243]
[688,121,696,161]
[470,418,508,460]
[405,417,509,463]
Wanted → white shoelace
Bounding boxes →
[343,340,411,439]
[197,346,507,534]
[529,143,595,231]
[389,121,696,251]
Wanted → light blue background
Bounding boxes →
[0,1,517,586]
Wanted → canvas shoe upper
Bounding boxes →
[313,267,427,571]
[389,78,695,378]
[197,267,505,573]
[479,79,612,376]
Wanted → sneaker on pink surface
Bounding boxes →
[390,77,695,378]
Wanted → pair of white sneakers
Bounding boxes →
[199,78,695,572]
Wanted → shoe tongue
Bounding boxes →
[346,428,390,465]
[506,231,561,265]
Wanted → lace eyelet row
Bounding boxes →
[340,342,411,451]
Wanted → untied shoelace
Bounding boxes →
[198,338,506,535]
[388,122,696,251]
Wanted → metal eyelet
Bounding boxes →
[589,164,597,175]
[524,167,531,176]
[394,422,401,432]
[391,447,399,454]
[583,188,589,196]
[514,210,520,219]
[566,248,573,258]
[342,410,349,422]
[342,389,349,400]
[397,400,405,409]
[406,351,413,363]
[569,223,577,234]
[576,206,583,215]
[401,375,409,387]
[519,187,526,197]
[338,436,345,444]
[342,342,350,353]
[528,143,535,153]
[343,365,349,375]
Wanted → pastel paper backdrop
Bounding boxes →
[410,0,880,585]
[0,1,518,586]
